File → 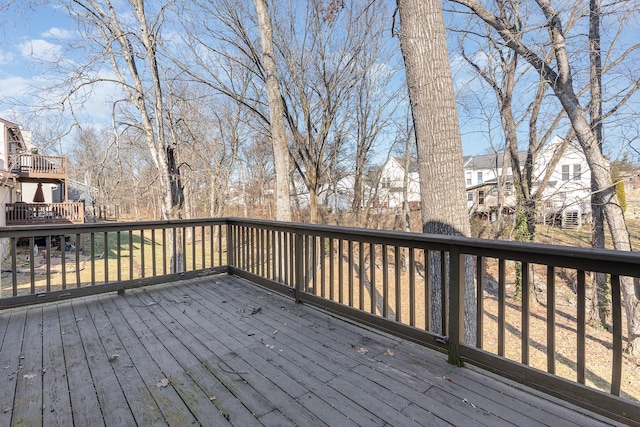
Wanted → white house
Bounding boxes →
[378,136,594,228]
[377,156,421,209]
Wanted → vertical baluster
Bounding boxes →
[283,232,289,285]
[218,225,223,267]
[129,230,134,279]
[46,236,51,292]
[338,239,344,304]
[90,233,96,286]
[577,270,586,384]
[395,246,401,323]
[117,232,122,282]
[610,274,622,396]
[289,232,294,286]
[312,235,317,294]
[425,249,431,331]
[547,265,556,374]
[29,237,35,294]
[476,256,484,348]
[348,240,354,307]
[320,237,326,298]
[522,262,530,365]
[11,238,17,296]
[104,232,109,283]
[162,228,167,275]
[498,258,505,357]
[201,226,206,270]
[192,226,197,271]
[359,241,365,310]
[60,235,67,290]
[441,252,447,335]
[382,245,389,318]
[182,227,187,272]
[370,243,376,315]
[140,229,145,278]
[266,229,271,279]
[76,233,81,287]
[409,247,416,327]
[329,238,335,301]
[152,229,157,276]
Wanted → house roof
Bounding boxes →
[392,156,419,173]
[463,151,528,170]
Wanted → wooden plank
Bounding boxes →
[0,310,27,425]
[180,280,388,426]
[108,294,230,426]
[11,306,43,426]
[41,304,74,427]
[71,299,137,426]
[87,295,169,426]
[100,294,200,426]
[57,299,105,426]
[141,285,331,426]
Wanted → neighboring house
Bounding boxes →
[378,136,594,228]
[0,118,85,226]
[377,156,421,209]
[619,168,640,199]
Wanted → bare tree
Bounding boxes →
[451,0,640,354]
[54,0,187,269]
[253,0,291,221]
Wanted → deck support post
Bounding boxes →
[447,246,465,367]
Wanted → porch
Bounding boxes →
[9,154,67,180]
[0,218,638,425]
[0,275,620,426]
[5,202,85,225]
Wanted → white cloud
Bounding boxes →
[41,27,74,39]
[0,76,31,99]
[0,49,15,65]
[19,39,62,62]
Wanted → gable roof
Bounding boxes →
[463,151,528,170]
[392,156,419,173]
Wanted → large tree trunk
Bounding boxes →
[253,0,292,222]
[397,0,476,345]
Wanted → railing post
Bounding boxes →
[447,246,465,367]
[226,222,234,268]
[295,232,303,304]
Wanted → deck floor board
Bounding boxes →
[0,274,627,426]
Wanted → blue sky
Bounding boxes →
[1,3,637,162]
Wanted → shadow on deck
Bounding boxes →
[0,275,623,426]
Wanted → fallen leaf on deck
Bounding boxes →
[249,307,262,315]
[22,373,35,379]
[108,354,120,362]
[209,395,217,401]
[357,347,369,354]
[156,378,170,388]
[384,349,394,356]
[265,344,274,349]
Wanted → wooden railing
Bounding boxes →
[0,218,637,424]
[9,154,67,177]
[5,202,85,225]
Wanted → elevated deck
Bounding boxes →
[0,275,622,426]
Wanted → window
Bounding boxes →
[381,177,391,189]
[491,185,498,196]
[573,164,581,180]
[562,165,570,181]
[478,190,485,205]
[477,171,483,185]
[505,182,513,195]
[466,172,472,186]
[467,192,473,202]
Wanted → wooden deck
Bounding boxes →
[0,275,625,426]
